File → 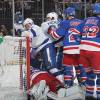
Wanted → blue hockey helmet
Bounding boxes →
[64,7,75,16]
[92,3,100,14]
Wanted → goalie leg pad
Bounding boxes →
[30,80,46,99]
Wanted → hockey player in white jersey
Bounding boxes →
[22,18,49,50]
[41,12,64,84]
[22,18,64,83]
[41,12,59,43]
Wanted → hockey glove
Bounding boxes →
[47,25,56,35]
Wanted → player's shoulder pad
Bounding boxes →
[41,21,48,26]
[33,25,41,30]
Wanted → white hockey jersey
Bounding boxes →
[41,20,59,43]
[22,24,51,52]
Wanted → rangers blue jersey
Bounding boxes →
[50,18,83,54]
[80,16,100,51]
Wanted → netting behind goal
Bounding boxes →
[0,36,30,100]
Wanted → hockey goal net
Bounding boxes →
[0,36,30,100]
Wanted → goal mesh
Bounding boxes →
[0,36,30,100]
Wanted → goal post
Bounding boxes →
[26,36,30,92]
[0,36,31,100]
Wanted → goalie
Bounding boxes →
[29,66,85,100]
[29,67,64,100]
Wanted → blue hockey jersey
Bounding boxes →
[50,18,83,54]
[79,16,100,51]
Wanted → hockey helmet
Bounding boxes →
[64,7,75,16]
[23,18,34,26]
[46,12,58,21]
[92,3,100,14]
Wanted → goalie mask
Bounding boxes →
[46,12,58,21]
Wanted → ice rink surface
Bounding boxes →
[0,65,27,100]
[0,87,27,100]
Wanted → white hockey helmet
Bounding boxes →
[23,18,34,30]
[23,18,34,26]
[46,12,58,21]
